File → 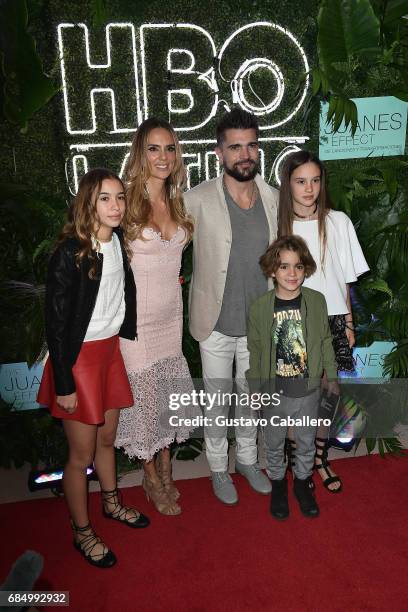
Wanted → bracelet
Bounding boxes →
[346,324,355,331]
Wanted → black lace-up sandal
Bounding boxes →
[71,522,117,568]
[102,488,150,528]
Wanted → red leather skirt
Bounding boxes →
[37,335,133,425]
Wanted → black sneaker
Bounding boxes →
[270,477,289,520]
[293,477,320,518]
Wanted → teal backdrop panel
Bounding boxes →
[340,341,396,380]
[319,96,408,160]
[0,362,44,411]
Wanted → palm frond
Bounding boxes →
[383,340,408,378]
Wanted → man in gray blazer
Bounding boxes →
[184,108,278,505]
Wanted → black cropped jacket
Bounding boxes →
[45,229,136,396]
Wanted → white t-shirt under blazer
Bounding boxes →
[293,210,369,316]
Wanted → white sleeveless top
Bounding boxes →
[293,210,369,315]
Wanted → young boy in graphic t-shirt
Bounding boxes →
[246,236,338,520]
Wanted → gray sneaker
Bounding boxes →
[235,461,272,495]
[211,471,238,505]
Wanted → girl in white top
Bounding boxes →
[278,150,369,492]
[37,169,150,569]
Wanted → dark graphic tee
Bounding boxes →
[273,294,308,397]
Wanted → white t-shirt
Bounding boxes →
[84,233,126,341]
[293,210,369,315]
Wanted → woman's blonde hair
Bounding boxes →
[58,168,129,278]
[123,117,193,241]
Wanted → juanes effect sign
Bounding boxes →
[319,96,408,160]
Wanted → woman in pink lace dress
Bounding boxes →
[115,118,194,515]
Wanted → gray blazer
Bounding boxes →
[184,173,279,342]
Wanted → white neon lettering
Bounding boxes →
[217,22,309,128]
[182,153,202,189]
[57,23,141,134]
[140,23,218,130]
[235,58,285,115]
[168,89,194,114]
[59,21,311,193]
[72,155,89,194]
[167,49,195,73]
[270,145,301,185]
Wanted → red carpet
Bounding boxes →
[1,454,407,612]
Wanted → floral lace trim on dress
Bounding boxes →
[115,354,199,461]
[144,227,182,246]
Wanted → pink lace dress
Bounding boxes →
[115,227,195,461]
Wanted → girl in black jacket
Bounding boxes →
[37,168,149,568]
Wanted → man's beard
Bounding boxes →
[224,159,259,182]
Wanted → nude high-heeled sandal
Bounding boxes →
[142,476,181,515]
[156,454,180,501]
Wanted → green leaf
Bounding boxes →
[374,215,408,273]
[320,70,330,96]
[383,310,408,338]
[382,46,395,65]
[345,98,358,135]
[362,278,393,298]
[383,340,408,378]
[318,0,381,80]
[326,95,338,125]
[312,68,321,95]
[382,437,405,455]
[333,96,345,132]
[0,0,59,129]
[324,95,358,135]
[378,437,385,457]
[365,437,377,454]
[331,61,352,73]
[380,166,398,201]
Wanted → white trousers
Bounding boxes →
[199,331,258,472]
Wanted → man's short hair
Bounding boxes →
[259,235,317,278]
[216,108,259,146]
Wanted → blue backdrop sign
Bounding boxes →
[340,341,396,379]
[319,96,408,160]
[0,362,44,411]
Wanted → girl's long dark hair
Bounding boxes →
[278,150,331,267]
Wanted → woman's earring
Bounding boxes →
[143,182,149,199]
